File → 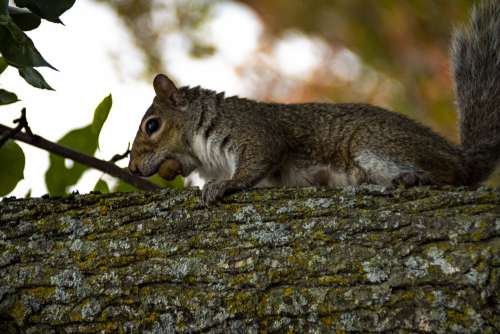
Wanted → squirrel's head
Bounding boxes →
[129,74,191,178]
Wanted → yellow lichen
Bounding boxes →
[145,312,157,322]
[25,286,55,300]
[321,316,334,327]
[447,310,467,324]
[9,302,26,323]
[99,206,109,216]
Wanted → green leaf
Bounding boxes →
[14,0,76,23]
[0,88,18,105]
[45,97,114,195]
[0,14,24,41]
[19,66,53,90]
[167,175,184,190]
[0,57,7,74]
[91,94,112,139]
[0,0,7,15]
[93,179,109,194]
[113,180,137,193]
[59,126,98,155]
[45,155,86,195]
[8,6,41,31]
[45,125,96,195]
[149,174,184,190]
[0,140,25,196]
[0,15,56,70]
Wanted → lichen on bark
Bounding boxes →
[0,186,499,333]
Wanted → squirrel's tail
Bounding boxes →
[452,0,500,185]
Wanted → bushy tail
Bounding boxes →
[452,0,500,185]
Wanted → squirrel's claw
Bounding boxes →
[389,171,432,189]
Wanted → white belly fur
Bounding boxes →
[189,144,411,188]
[268,151,411,188]
[277,163,364,188]
[192,133,236,181]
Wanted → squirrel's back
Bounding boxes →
[452,0,500,185]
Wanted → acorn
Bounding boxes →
[158,159,182,181]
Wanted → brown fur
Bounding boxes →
[129,1,500,205]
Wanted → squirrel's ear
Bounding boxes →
[153,74,181,104]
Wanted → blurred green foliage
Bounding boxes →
[0,140,24,196]
[45,95,112,196]
[93,178,110,194]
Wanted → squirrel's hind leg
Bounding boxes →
[354,150,428,187]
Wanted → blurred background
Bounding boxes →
[2,0,491,197]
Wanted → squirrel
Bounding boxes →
[129,1,500,205]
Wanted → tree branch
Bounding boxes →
[0,186,499,332]
[0,123,160,191]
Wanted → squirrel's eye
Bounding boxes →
[145,118,160,136]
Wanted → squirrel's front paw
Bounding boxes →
[201,180,230,206]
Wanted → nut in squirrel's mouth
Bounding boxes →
[157,158,183,181]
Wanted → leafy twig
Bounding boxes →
[0,121,160,192]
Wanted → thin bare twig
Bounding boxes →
[0,108,32,148]
[0,122,160,192]
[109,144,131,163]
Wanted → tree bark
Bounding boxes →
[0,186,499,333]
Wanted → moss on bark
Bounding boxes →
[0,186,499,333]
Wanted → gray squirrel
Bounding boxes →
[129,1,500,205]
